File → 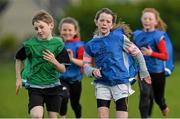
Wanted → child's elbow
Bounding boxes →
[163,53,168,61]
[62,66,66,73]
[165,56,168,61]
[58,65,66,73]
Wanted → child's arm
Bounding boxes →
[15,47,27,95]
[43,50,66,73]
[67,46,84,67]
[123,35,151,84]
[15,59,23,95]
[83,51,102,78]
[56,48,71,68]
[141,37,168,61]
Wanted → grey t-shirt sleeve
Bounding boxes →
[123,35,150,79]
[83,51,97,77]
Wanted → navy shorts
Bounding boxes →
[28,86,63,113]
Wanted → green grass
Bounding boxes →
[0,61,180,118]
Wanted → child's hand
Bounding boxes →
[143,76,151,84]
[127,43,140,57]
[141,45,153,56]
[43,50,56,64]
[16,78,22,95]
[67,49,74,61]
[92,69,102,79]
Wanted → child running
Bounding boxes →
[15,10,70,118]
[58,17,84,118]
[83,8,151,118]
[133,8,170,118]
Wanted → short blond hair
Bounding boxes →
[32,10,54,25]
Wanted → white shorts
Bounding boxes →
[94,83,135,101]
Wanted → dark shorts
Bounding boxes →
[28,86,63,113]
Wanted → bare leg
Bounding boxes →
[30,106,44,119]
[60,115,66,119]
[116,111,128,118]
[48,111,58,118]
[98,107,109,118]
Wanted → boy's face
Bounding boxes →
[60,23,77,41]
[141,12,157,31]
[95,12,113,35]
[33,20,53,40]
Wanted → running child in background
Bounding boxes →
[133,8,171,118]
[58,17,84,118]
[83,8,151,118]
[15,10,70,118]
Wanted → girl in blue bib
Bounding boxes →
[58,17,84,118]
[133,8,171,118]
[84,8,151,118]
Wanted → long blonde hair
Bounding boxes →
[142,8,167,31]
[114,21,132,38]
[94,8,132,38]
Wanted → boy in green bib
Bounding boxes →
[15,10,70,118]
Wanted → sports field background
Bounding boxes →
[0,61,179,118]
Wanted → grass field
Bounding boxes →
[0,61,180,118]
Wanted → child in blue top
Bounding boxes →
[15,10,70,118]
[83,8,151,118]
[58,17,84,118]
[133,8,170,118]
